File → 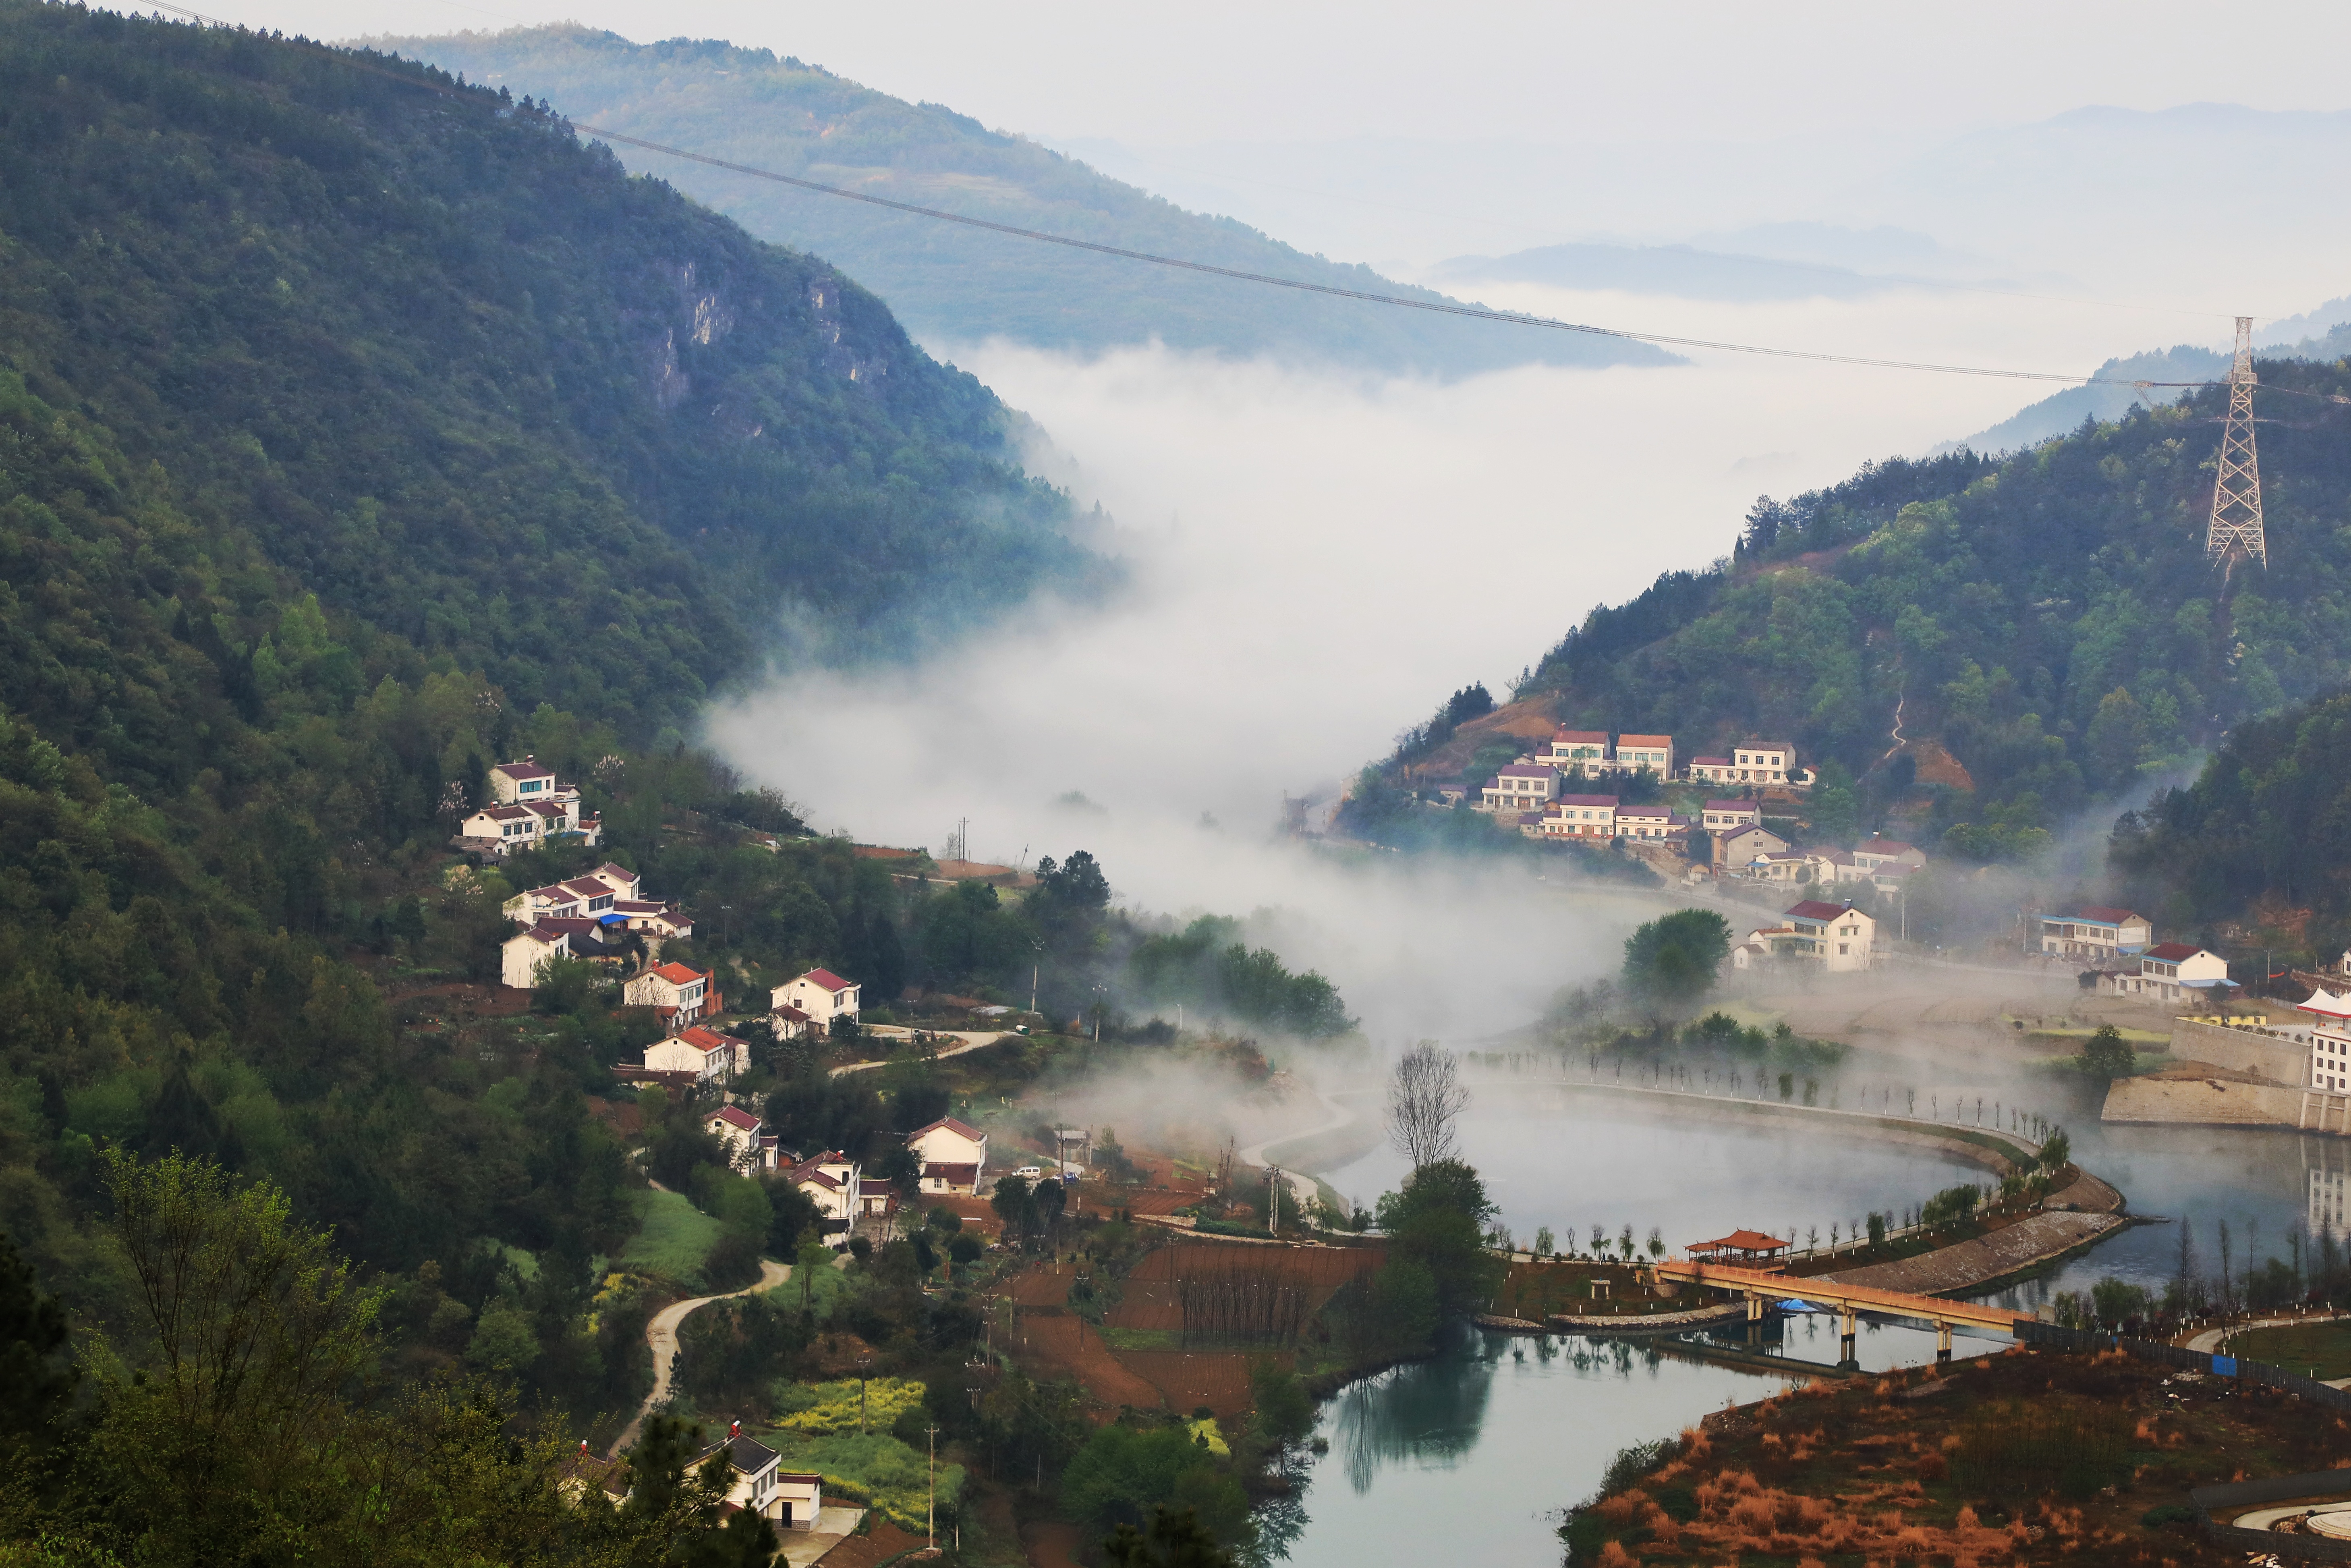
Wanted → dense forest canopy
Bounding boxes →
[370,26,1677,380]
[1362,361,2351,869]
[0,0,1122,1371]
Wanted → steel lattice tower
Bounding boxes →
[2206,315,2266,571]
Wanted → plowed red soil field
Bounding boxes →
[1111,1349,1289,1418]
[1110,1243,1381,1329]
[1008,1312,1164,1411]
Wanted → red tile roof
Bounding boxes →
[2144,942,2204,961]
[1497,763,1557,779]
[1616,734,1672,748]
[1691,1229,1788,1252]
[923,1162,980,1182]
[710,1104,762,1132]
[650,962,706,985]
[597,862,636,880]
[910,1117,986,1143]
[479,804,532,820]
[495,760,555,780]
[799,968,853,992]
[2069,905,2145,926]
[561,877,610,896]
[1786,900,1853,921]
[1553,729,1609,744]
[1690,755,1731,765]
[676,1025,732,1054]
[1704,800,1756,812]
[1556,794,1619,808]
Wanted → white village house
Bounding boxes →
[1613,733,1673,779]
[2099,942,2230,1005]
[703,1101,782,1171]
[908,1116,989,1194]
[1539,793,1619,838]
[1735,900,1878,973]
[501,923,570,989]
[2040,906,2152,962]
[1690,742,1797,786]
[1538,729,1613,778]
[1614,805,1691,842]
[645,1023,745,1083]
[1480,762,1565,813]
[1700,800,1760,832]
[786,1151,862,1241]
[626,961,718,1027]
[771,969,859,1037]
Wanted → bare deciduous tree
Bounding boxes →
[1385,1041,1468,1169]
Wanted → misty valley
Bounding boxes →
[9,6,2351,1568]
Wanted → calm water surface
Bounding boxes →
[1277,1082,2330,1561]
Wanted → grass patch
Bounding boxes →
[748,1429,962,1531]
[1098,1325,1180,1351]
[619,1188,723,1284]
[2225,1319,2351,1379]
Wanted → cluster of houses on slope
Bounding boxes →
[457,757,604,857]
[500,861,697,989]
[1472,730,1808,799]
[2034,905,2239,1006]
[686,1109,996,1246]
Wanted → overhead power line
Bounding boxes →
[124,3,2351,402]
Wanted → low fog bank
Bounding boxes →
[706,303,2216,1044]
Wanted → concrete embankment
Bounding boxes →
[2101,1016,2345,1135]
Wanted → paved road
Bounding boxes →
[1238,1087,1364,1224]
[828,1029,1007,1077]
[2185,1309,2349,1354]
[610,1257,790,1458]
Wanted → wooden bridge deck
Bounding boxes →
[1654,1260,2026,1333]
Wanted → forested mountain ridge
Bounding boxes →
[0,1,1093,764]
[1352,355,2351,866]
[369,25,1675,380]
[0,1,1097,1387]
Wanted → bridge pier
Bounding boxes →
[1837,1306,1858,1370]
[1936,1321,1953,1365]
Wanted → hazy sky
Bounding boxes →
[239,1,2351,150]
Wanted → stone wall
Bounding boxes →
[2102,1074,2308,1129]
[2169,1016,2310,1085]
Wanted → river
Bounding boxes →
[1267,1085,2332,1564]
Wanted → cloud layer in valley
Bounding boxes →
[706,284,2204,1037]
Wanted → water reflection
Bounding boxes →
[1280,1325,1801,1565]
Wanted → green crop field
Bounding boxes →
[620,1189,724,1283]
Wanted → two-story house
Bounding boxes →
[2040,906,2152,961]
[1539,793,1620,838]
[1613,733,1673,779]
[786,1151,862,1240]
[501,923,571,989]
[1613,805,1690,841]
[1700,800,1760,832]
[909,1116,989,1194]
[1711,823,1789,869]
[1784,899,1878,971]
[1540,729,1612,777]
[645,1023,744,1083]
[702,1102,776,1170]
[771,969,859,1035]
[1480,762,1565,813]
[1692,743,1797,785]
[1852,837,1927,876]
[685,1431,823,1529]
[626,962,717,1027]
[2101,943,2230,1004]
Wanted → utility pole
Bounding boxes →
[927,1423,939,1546]
[2207,315,2267,574]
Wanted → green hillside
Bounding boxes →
[370,26,1674,379]
[1348,355,2351,869]
[0,1,1091,1351]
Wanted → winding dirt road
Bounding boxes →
[610,1257,790,1457]
[827,1030,1007,1077]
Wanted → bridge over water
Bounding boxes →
[1655,1258,2029,1368]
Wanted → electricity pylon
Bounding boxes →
[2206,315,2266,572]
